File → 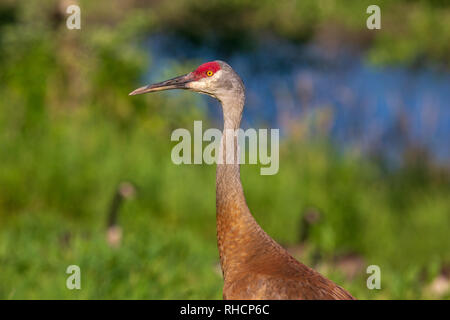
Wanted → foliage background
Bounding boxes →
[0,0,449,299]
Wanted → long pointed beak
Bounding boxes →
[129,73,195,96]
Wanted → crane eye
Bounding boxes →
[206,70,214,77]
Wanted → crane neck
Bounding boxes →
[216,92,268,282]
[216,93,244,180]
[216,91,245,184]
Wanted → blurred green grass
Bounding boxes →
[0,0,449,299]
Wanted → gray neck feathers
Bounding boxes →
[216,88,247,214]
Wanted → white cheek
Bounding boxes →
[188,80,208,91]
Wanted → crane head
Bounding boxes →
[129,60,244,101]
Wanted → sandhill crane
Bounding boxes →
[130,61,355,300]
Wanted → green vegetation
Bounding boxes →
[0,1,449,299]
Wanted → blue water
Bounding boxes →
[144,34,450,164]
